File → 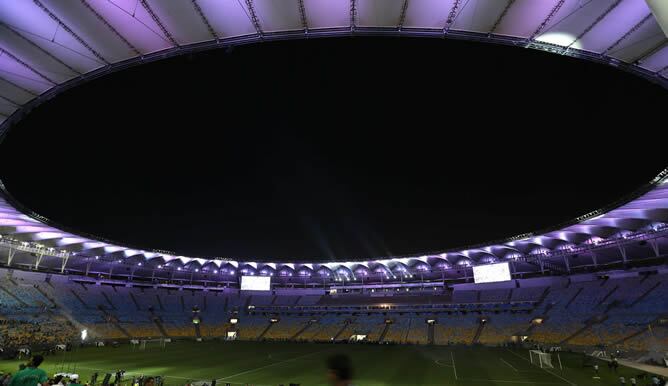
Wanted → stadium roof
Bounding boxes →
[1,169,667,275]
[0,0,667,279]
[1,0,668,134]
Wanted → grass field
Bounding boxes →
[0,341,646,386]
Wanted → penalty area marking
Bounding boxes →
[500,357,519,372]
[434,359,454,367]
[451,351,458,380]
[216,349,331,381]
[504,349,577,386]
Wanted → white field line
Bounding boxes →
[216,349,330,381]
[500,357,519,372]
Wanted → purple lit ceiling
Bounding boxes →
[0,0,667,129]
[0,0,667,275]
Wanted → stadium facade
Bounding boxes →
[1,0,668,287]
[1,168,667,287]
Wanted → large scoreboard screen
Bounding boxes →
[240,275,271,291]
[473,262,511,284]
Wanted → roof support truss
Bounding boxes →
[350,0,357,32]
[617,245,627,264]
[297,0,309,32]
[140,0,179,46]
[191,0,218,40]
[604,13,653,56]
[632,39,667,64]
[489,0,515,35]
[648,239,660,257]
[0,75,37,96]
[529,0,566,41]
[79,0,141,56]
[60,254,69,273]
[34,251,45,269]
[244,0,263,37]
[0,94,21,108]
[6,247,16,266]
[2,23,80,75]
[567,0,622,49]
[397,0,409,31]
[444,0,463,32]
[0,47,56,85]
[32,0,109,64]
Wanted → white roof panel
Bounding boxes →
[577,0,652,54]
[85,0,173,54]
[639,43,668,71]
[142,0,212,45]
[0,77,34,105]
[254,0,303,32]
[0,24,78,82]
[607,18,666,62]
[40,0,137,62]
[0,0,664,155]
[495,0,571,38]
[303,0,350,29]
[357,0,404,28]
[196,0,258,38]
[0,102,16,117]
[0,54,53,94]
[450,0,508,34]
[403,0,456,29]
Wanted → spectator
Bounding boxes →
[68,375,80,386]
[52,375,64,386]
[9,355,48,386]
[2,373,11,386]
[326,354,353,386]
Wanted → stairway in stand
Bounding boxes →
[257,322,274,340]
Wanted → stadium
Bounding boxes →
[1,0,668,385]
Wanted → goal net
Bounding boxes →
[530,350,554,369]
[139,338,167,350]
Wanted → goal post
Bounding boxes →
[530,350,555,369]
[139,338,167,350]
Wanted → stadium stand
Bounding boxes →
[0,267,667,356]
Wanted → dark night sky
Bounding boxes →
[0,37,666,261]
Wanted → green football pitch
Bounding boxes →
[0,341,644,386]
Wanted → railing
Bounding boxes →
[0,237,70,258]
